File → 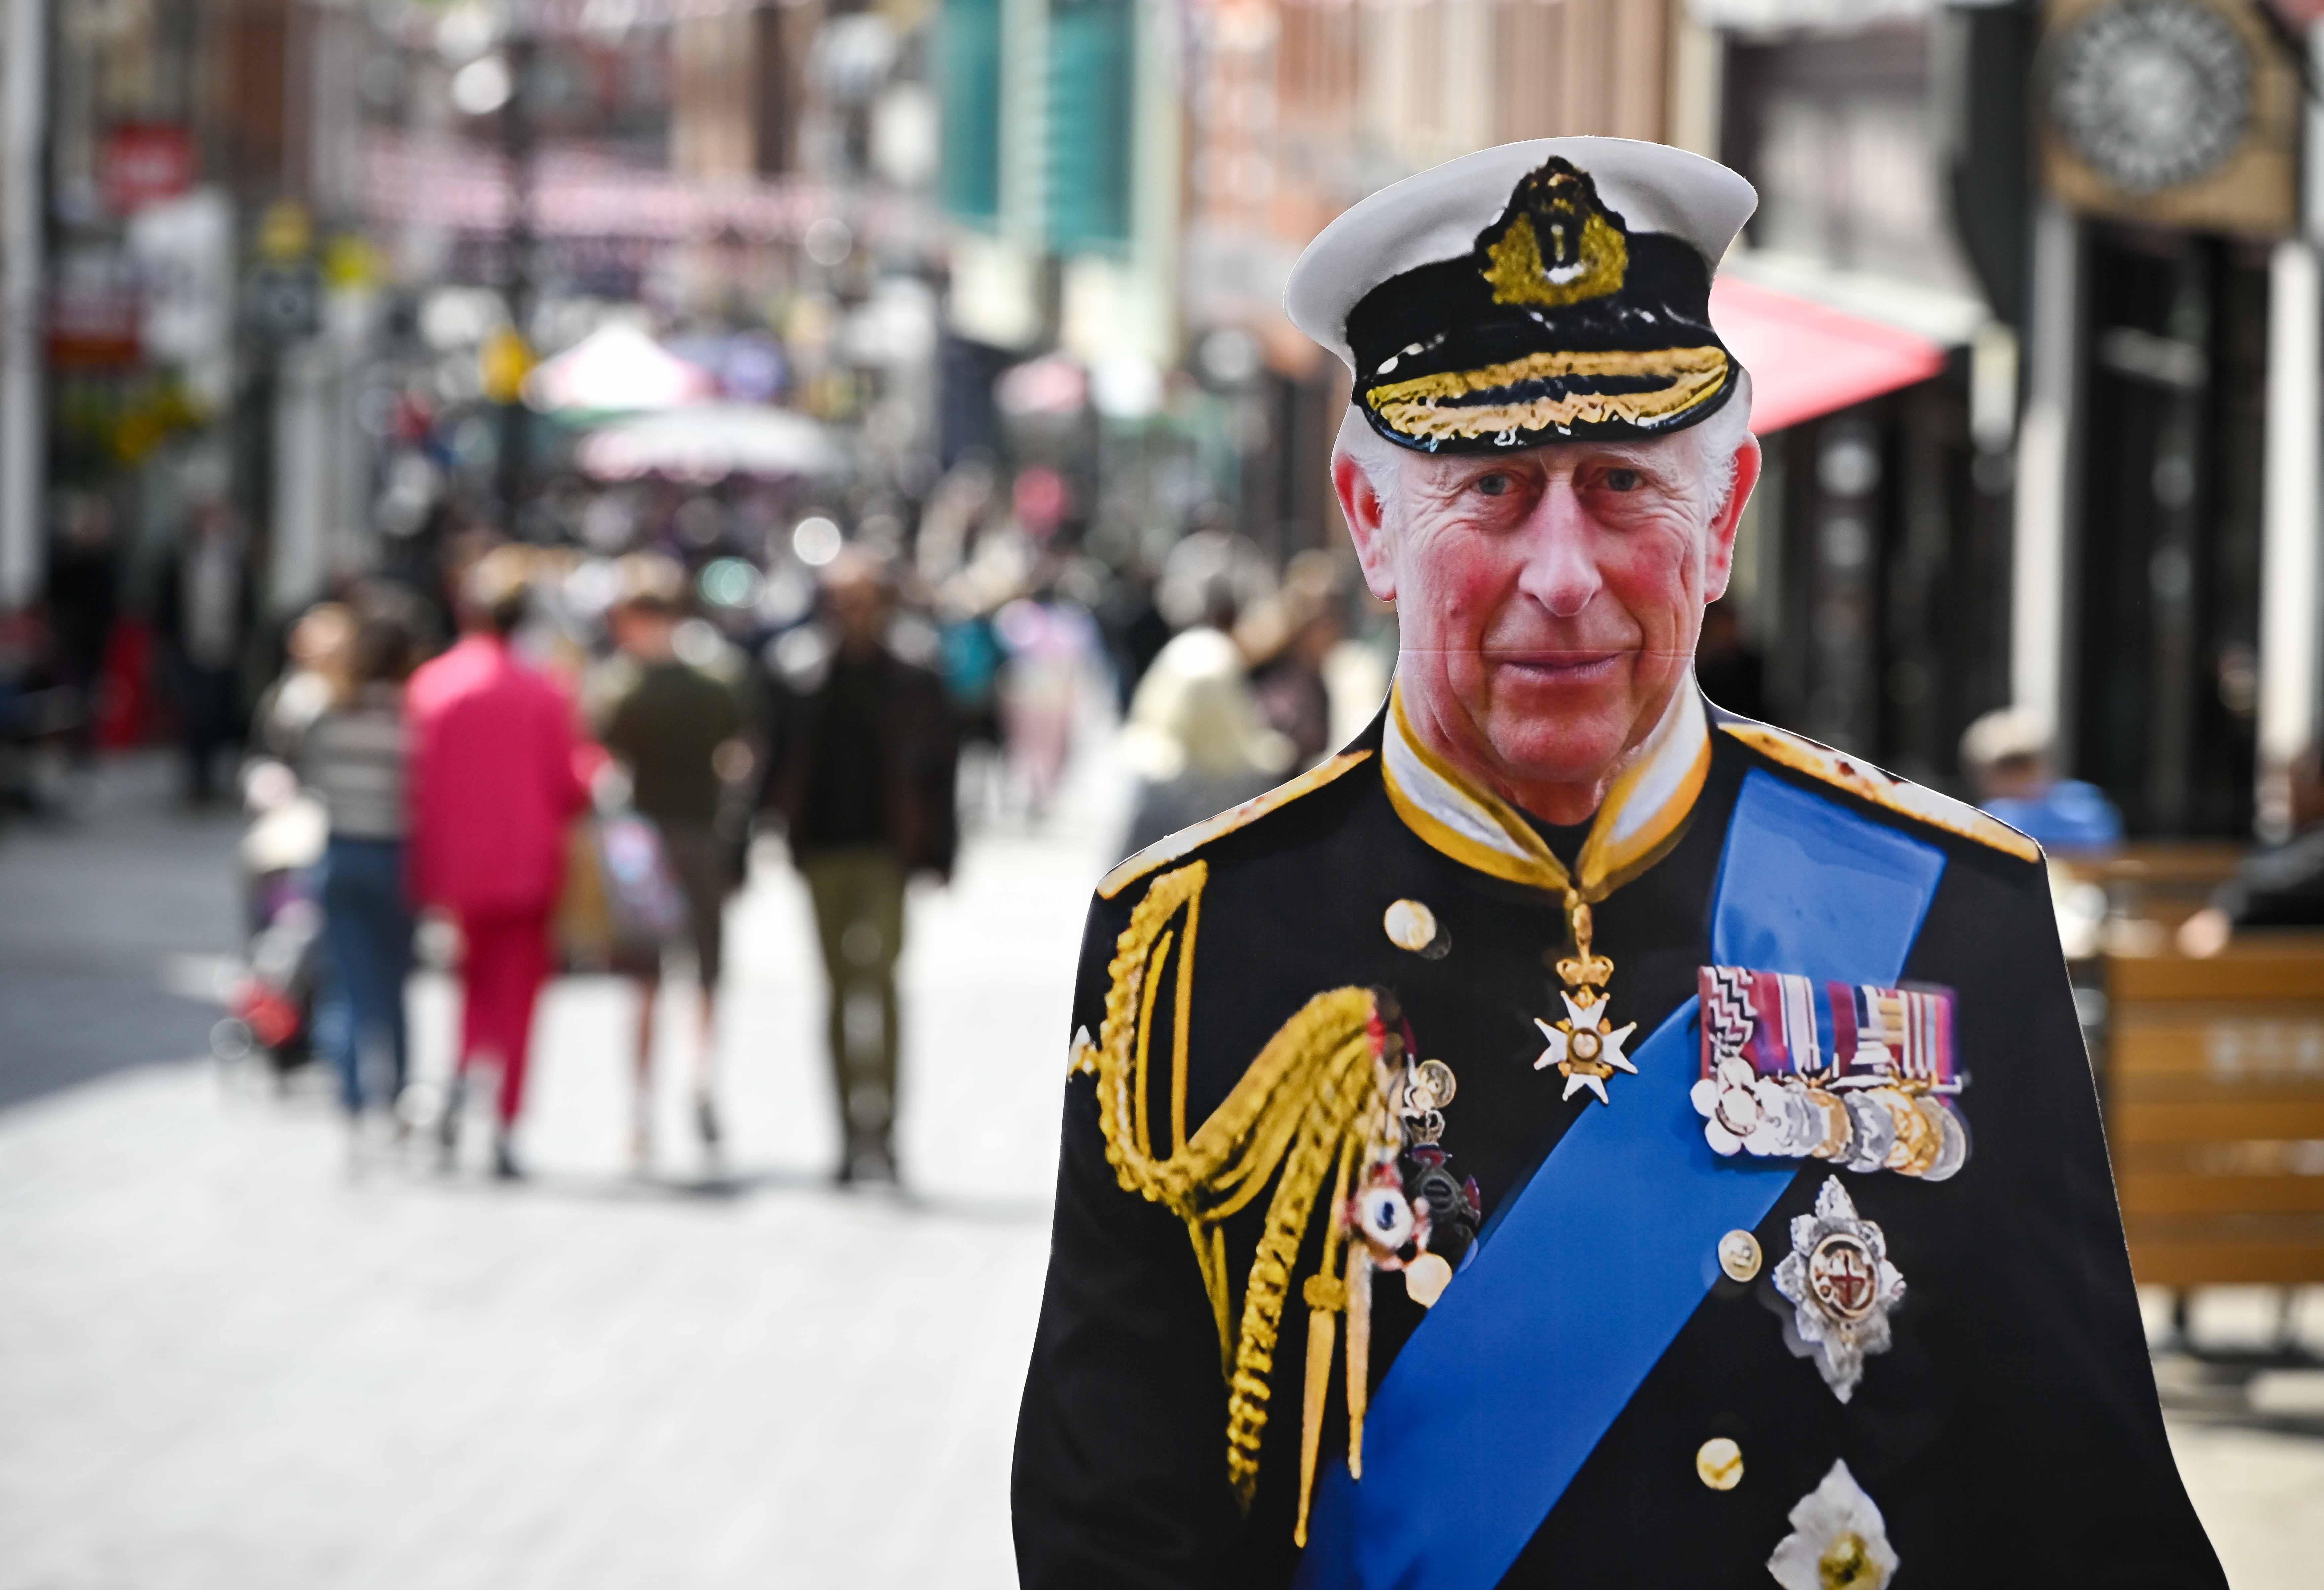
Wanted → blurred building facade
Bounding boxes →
[927,0,2324,838]
[0,0,2320,842]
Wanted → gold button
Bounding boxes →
[1717,1228,1762,1283]
[1383,898,1438,953]
[1696,1436,1744,1491]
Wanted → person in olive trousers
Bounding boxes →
[759,549,957,1184]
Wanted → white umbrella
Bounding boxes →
[524,321,715,413]
[575,404,846,483]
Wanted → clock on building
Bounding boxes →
[2047,0,2254,195]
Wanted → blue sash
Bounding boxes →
[1295,770,1947,1590]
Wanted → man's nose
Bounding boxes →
[1515,479,1602,619]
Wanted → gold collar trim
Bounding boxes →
[1380,680,1709,901]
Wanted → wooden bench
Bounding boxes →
[2105,936,2324,1288]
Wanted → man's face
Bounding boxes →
[1336,427,1758,803]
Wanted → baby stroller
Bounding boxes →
[221,759,328,1077]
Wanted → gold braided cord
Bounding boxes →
[1368,345,1729,444]
[1368,342,1728,410]
[1090,861,1391,1516]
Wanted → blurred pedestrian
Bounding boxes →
[760,549,958,1184]
[44,494,118,760]
[156,502,254,806]
[253,602,355,761]
[1242,550,1349,768]
[995,590,1094,820]
[588,553,755,1171]
[2179,749,2324,956]
[1694,599,1766,721]
[408,548,593,1179]
[303,590,422,1149]
[1961,707,2122,852]
[1116,572,1293,857]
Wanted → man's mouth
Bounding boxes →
[1492,651,1626,684]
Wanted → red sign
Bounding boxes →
[101,124,196,216]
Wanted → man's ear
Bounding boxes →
[1332,451,1397,604]
[1699,435,1762,603]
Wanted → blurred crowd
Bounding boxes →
[48,463,1396,1188]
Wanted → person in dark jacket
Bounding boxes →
[2179,748,2324,956]
[760,548,958,1184]
[590,553,756,1170]
[154,502,255,805]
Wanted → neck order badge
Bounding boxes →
[1294,770,1947,1590]
[1381,685,1712,1104]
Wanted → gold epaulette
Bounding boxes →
[1719,720,2041,863]
[1096,750,1374,900]
[1081,858,1396,1541]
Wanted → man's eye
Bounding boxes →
[1475,473,1513,497]
[1604,468,1643,492]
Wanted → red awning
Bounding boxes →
[1708,275,1950,435]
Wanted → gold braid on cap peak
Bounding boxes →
[1368,344,1729,443]
[1081,860,1397,1525]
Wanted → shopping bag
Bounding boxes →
[598,812,689,952]
[556,819,616,971]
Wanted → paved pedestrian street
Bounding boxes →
[4,762,2324,1587]
[0,759,1109,1590]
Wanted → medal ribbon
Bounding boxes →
[1294,770,1948,1590]
[1701,972,1958,1092]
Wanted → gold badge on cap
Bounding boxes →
[1480,159,1629,309]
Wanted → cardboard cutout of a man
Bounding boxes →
[1012,139,2221,1590]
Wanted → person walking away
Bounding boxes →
[1115,572,1295,857]
[995,589,1093,820]
[301,591,422,1160]
[1244,550,1351,768]
[408,549,592,1179]
[760,550,958,1184]
[156,502,254,805]
[44,494,119,764]
[589,554,755,1171]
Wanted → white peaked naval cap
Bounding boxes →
[1286,137,1758,373]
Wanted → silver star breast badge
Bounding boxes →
[1773,1177,1905,1402]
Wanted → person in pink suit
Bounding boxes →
[407,549,592,1178]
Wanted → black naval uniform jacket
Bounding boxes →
[1011,700,2223,1589]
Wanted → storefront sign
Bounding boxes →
[2039,0,2299,236]
[100,124,196,216]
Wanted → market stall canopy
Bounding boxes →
[1708,275,1950,436]
[524,322,715,413]
[576,404,844,483]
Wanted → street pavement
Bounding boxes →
[4,750,2323,1587]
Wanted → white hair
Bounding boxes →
[1335,367,1757,528]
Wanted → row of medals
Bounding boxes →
[1697,1061,1968,1182]
[1533,895,1969,1184]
